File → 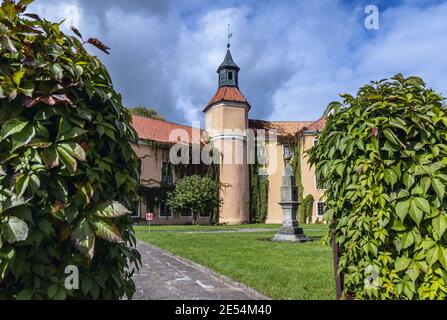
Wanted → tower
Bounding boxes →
[203,42,250,225]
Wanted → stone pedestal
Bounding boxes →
[272,159,310,242]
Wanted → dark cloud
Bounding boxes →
[28,0,447,124]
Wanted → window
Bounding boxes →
[199,210,210,218]
[159,202,172,218]
[181,208,193,218]
[161,161,173,185]
[228,72,233,80]
[130,201,140,218]
[257,144,266,163]
[317,202,325,216]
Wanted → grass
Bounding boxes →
[135,224,335,300]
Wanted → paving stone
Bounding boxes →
[132,241,268,300]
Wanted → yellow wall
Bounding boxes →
[264,134,326,224]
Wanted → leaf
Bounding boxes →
[433,214,447,239]
[11,124,36,151]
[23,13,41,21]
[20,80,34,97]
[409,199,424,226]
[57,127,87,141]
[0,118,29,141]
[16,289,34,300]
[395,199,410,222]
[2,216,29,243]
[432,178,445,202]
[406,263,420,282]
[47,284,59,299]
[90,217,123,243]
[1,35,17,54]
[12,69,26,86]
[91,200,131,218]
[384,168,398,188]
[401,231,414,249]
[395,256,411,272]
[414,197,430,214]
[439,247,447,270]
[50,63,64,81]
[427,246,439,266]
[41,146,59,169]
[87,38,110,54]
[57,146,77,173]
[15,174,30,197]
[18,0,35,8]
[71,218,95,259]
[59,143,86,161]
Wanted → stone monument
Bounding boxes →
[272,146,311,242]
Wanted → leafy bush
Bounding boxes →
[167,175,220,223]
[309,74,447,299]
[0,1,141,299]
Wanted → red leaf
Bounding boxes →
[371,127,379,137]
[23,94,74,108]
[87,38,110,54]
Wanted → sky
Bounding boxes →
[28,0,447,125]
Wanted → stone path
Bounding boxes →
[133,241,268,300]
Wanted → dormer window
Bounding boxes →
[228,72,233,80]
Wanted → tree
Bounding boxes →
[127,106,164,121]
[0,0,141,299]
[167,175,220,223]
[308,74,447,299]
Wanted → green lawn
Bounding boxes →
[135,224,335,300]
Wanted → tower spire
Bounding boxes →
[227,24,232,49]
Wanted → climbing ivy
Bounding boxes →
[0,1,140,299]
[299,194,314,224]
[249,163,268,223]
[309,74,447,299]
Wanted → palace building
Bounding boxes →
[131,45,326,225]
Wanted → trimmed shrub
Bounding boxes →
[0,1,141,299]
[309,74,447,299]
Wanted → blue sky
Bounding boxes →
[29,0,447,125]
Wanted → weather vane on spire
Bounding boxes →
[227,24,233,48]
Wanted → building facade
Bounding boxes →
[131,47,326,224]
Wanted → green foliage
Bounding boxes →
[167,175,220,222]
[299,194,314,224]
[0,1,141,299]
[291,141,304,202]
[309,74,447,299]
[127,106,164,121]
[249,164,269,223]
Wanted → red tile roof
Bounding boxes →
[302,117,326,132]
[131,115,204,145]
[203,86,250,112]
[249,119,313,137]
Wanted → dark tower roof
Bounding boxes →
[203,45,250,113]
[217,49,240,72]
